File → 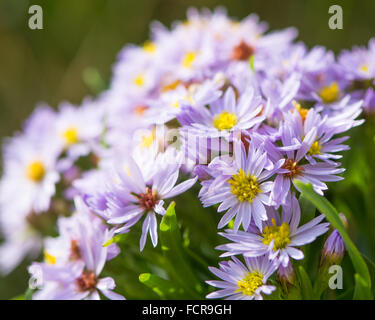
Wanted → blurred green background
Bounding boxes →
[1,0,375,140]
[1,0,375,300]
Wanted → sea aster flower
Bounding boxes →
[82,154,197,251]
[178,86,264,140]
[0,134,60,215]
[28,197,124,300]
[266,109,346,206]
[206,255,278,300]
[217,195,329,267]
[199,141,282,231]
[54,100,104,165]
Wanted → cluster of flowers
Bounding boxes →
[0,8,373,300]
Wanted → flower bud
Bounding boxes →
[321,229,345,265]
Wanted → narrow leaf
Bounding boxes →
[297,265,314,300]
[295,181,372,299]
[159,202,202,298]
[139,273,183,300]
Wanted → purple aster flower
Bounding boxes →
[199,140,283,231]
[54,100,104,167]
[178,86,264,139]
[28,197,124,300]
[206,255,278,300]
[266,110,346,206]
[217,195,329,267]
[0,134,60,215]
[83,155,197,251]
[339,39,375,81]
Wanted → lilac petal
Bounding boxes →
[149,213,158,247]
[140,214,151,251]
[163,176,198,199]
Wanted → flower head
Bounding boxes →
[206,255,278,300]
[217,195,329,267]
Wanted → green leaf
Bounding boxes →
[25,288,34,300]
[82,67,107,95]
[295,180,373,299]
[299,194,316,224]
[102,233,127,247]
[159,202,202,298]
[297,265,314,300]
[139,273,184,300]
[353,274,372,300]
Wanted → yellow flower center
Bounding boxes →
[141,132,155,149]
[143,41,156,53]
[308,140,322,156]
[228,169,261,202]
[236,271,264,296]
[134,73,145,87]
[182,52,197,68]
[262,218,291,251]
[44,251,56,265]
[62,127,79,145]
[213,111,238,131]
[162,80,181,92]
[26,161,46,182]
[319,82,340,104]
[292,100,309,123]
[360,64,369,73]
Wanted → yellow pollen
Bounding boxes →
[26,161,46,182]
[308,140,322,156]
[44,251,56,265]
[319,82,340,104]
[124,164,131,177]
[236,271,264,296]
[62,127,79,145]
[182,52,197,68]
[134,74,145,87]
[143,41,156,53]
[141,132,155,149]
[213,111,237,131]
[360,64,369,73]
[228,169,261,202]
[134,105,148,116]
[292,100,309,123]
[162,80,181,92]
[262,218,291,251]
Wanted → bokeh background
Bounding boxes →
[1,0,375,299]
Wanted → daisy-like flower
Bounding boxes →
[0,216,42,275]
[266,110,346,206]
[199,141,283,231]
[217,195,329,267]
[55,100,104,165]
[28,197,124,300]
[0,134,60,215]
[283,106,358,166]
[147,73,225,125]
[83,153,197,251]
[178,86,264,139]
[206,255,278,300]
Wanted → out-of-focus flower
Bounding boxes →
[28,198,124,300]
